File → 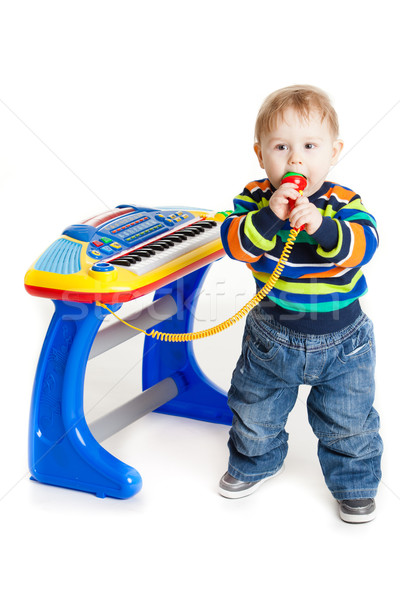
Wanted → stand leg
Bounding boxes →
[29,300,142,499]
[142,266,232,425]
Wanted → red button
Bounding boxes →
[92,240,104,247]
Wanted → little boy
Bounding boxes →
[219,85,383,523]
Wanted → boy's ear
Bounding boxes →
[331,139,344,165]
[254,143,264,169]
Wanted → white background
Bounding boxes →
[1,1,399,598]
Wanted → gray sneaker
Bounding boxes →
[338,498,376,523]
[218,465,284,499]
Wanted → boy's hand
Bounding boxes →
[269,183,301,221]
[289,195,322,235]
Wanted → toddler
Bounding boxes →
[219,85,383,523]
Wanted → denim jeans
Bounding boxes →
[227,308,383,500]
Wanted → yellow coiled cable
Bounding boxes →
[97,227,300,342]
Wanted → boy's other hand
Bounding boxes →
[269,183,301,221]
[289,195,323,235]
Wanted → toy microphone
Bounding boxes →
[281,171,307,231]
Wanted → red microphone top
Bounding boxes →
[281,171,307,192]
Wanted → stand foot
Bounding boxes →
[29,301,142,499]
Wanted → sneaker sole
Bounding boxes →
[219,465,284,499]
[338,506,376,524]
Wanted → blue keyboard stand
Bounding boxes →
[143,266,232,424]
[28,263,232,499]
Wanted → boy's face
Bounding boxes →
[254,107,343,196]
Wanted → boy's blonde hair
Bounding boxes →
[254,85,339,142]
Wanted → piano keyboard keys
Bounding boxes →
[109,220,220,276]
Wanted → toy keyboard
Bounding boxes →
[24,204,226,304]
[26,203,232,500]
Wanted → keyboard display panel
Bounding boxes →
[83,206,198,261]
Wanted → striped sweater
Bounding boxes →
[220,178,378,333]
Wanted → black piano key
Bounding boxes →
[164,234,185,242]
[183,226,202,235]
[179,228,197,237]
[130,248,156,257]
[145,243,167,251]
[110,258,136,266]
[159,238,176,245]
[199,220,216,228]
[121,254,141,262]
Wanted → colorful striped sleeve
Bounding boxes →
[220,181,285,263]
[313,194,378,268]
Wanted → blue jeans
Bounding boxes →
[227,308,383,500]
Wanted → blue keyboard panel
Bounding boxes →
[62,205,197,261]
